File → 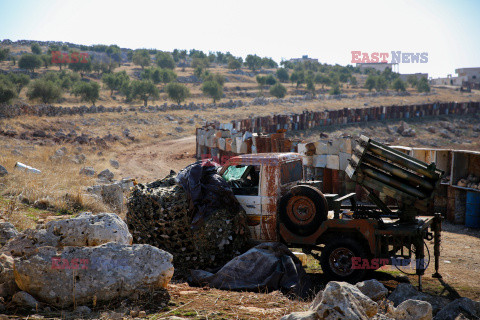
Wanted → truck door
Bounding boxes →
[222,164,263,240]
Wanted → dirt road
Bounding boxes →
[117,135,197,182]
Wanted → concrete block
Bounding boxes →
[326,155,340,170]
[239,141,248,154]
[315,142,329,155]
[235,137,243,153]
[298,143,308,155]
[218,138,226,151]
[336,139,352,154]
[339,152,351,171]
[312,155,327,167]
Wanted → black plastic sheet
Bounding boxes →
[190,242,309,298]
[175,159,240,228]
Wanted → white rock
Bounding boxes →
[394,299,432,320]
[356,279,388,301]
[281,311,319,320]
[14,242,174,308]
[280,310,319,320]
[311,281,378,320]
[1,212,132,257]
[44,212,132,247]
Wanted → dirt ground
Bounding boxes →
[117,136,197,181]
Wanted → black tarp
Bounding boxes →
[190,242,310,298]
[174,159,240,228]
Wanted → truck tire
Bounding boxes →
[320,237,368,283]
[279,185,327,236]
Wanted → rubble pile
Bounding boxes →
[126,172,250,277]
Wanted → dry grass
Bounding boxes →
[0,143,112,221]
[154,282,309,320]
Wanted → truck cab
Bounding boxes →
[219,153,327,242]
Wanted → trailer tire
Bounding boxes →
[320,237,368,283]
[279,185,327,236]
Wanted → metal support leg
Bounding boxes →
[432,213,443,279]
[415,238,425,292]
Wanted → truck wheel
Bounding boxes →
[279,185,327,236]
[320,237,368,283]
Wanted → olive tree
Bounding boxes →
[201,80,222,103]
[0,79,17,104]
[166,82,190,104]
[129,80,159,106]
[27,79,62,103]
[269,83,287,98]
[72,81,100,105]
[19,54,42,72]
[132,49,151,69]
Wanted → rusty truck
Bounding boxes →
[218,135,442,286]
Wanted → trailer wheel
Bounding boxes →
[279,185,327,236]
[320,237,368,283]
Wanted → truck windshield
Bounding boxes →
[222,165,249,181]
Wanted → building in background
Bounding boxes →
[398,73,428,82]
[288,55,319,64]
[356,62,399,73]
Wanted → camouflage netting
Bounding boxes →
[126,172,250,277]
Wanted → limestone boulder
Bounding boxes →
[310,281,378,320]
[44,212,132,247]
[388,283,448,314]
[0,254,17,297]
[356,279,388,302]
[13,242,173,307]
[280,311,319,320]
[434,297,480,320]
[393,299,432,320]
[1,212,132,257]
[0,222,19,246]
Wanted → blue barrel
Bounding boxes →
[466,192,480,228]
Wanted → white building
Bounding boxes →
[356,62,399,73]
[288,55,319,64]
[455,67,480,82]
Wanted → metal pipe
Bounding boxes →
[369,139,431,168]
[367,144,437,179]
[361,165,427,199]
[363,153,434,191]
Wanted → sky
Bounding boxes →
[0,0,479,78]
